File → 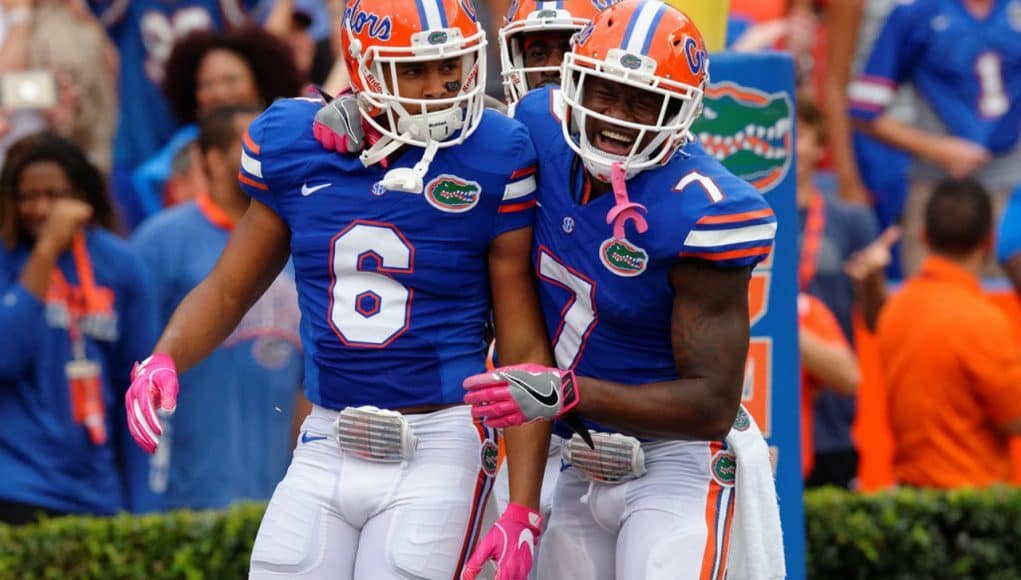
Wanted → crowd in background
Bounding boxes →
[0,0,1019,524]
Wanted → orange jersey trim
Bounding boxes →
[680,246,772,261]
[238,172,269,191]
[498,199,537,213]
[696,208,775,225]
[242,131,261,155]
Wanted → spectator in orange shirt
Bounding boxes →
[798,293,860,479]
[877,179,1021,489]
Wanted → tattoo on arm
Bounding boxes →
[669,260,752,413]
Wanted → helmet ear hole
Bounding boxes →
[348,38,363,58]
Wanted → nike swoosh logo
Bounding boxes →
[517,529,535,552]
[501,372,559,407]
[301,432,328,444]
[301,183,331,196]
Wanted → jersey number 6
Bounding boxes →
[328,221,415,348]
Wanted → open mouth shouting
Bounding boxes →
[592,124,638,156]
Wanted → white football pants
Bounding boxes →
[537,439,736,580]
[249,405,496,579]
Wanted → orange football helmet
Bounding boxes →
[499,0,607,103]
[341,0,487,172]
[560,0,708,181]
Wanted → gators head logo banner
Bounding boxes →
[425,175,482,213]
[692,82,793,194]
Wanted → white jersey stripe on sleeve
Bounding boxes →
[684,223,778,248]
[848,81,895,107]
[241,150,263,178]
[503,176,537,201]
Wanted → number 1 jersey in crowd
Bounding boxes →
[513,87,777,437]
[239,98,538,411]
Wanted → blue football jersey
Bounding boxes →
[239,98,538,410]
[514,87,777,435]
[849,0,1021,153]
[90,0,257,167]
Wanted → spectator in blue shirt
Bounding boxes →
[0,132,156,524]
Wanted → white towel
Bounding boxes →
[724,405,786,580]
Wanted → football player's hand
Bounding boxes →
[312,92,364,154]
[461,503,542,580]
[125,353,179,454]
[928,136,991,179]
[463,363,578,428]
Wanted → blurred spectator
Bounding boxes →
[798,293,860,479]
[0,1,117,174]
[263,0,334,85]
[823,0,911,275]
[0,132,155,524]
[132,26,303,219]
[796,97,882,490]
[729,0,817,90]
[130,106,304,510]
[29,0,119,173]
[481,0,511,98]
[877,178,1021,489]
[996,185,1021,297]
[0,0,31,72]
[89,0,263,230]
[848,0,1021,277]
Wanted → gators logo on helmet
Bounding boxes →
[692,82,793,194]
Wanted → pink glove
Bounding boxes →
[124,353,179,454]
[312,92,364,154]
[463,363,578,429]
[461,503,542,580]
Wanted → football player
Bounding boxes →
[463,2,777,578]
[123,0,556,578]
[499,0,606,105]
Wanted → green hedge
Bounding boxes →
[2,488,1020,578]
[805,486,1021,579]
[0,502,264,579]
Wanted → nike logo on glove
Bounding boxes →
[517,529,535,553]
[500,372,560,407]
[301,183,331,196]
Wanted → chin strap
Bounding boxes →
[359,124,400,170]
[376,139,440,194]
[605,161,648,241]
